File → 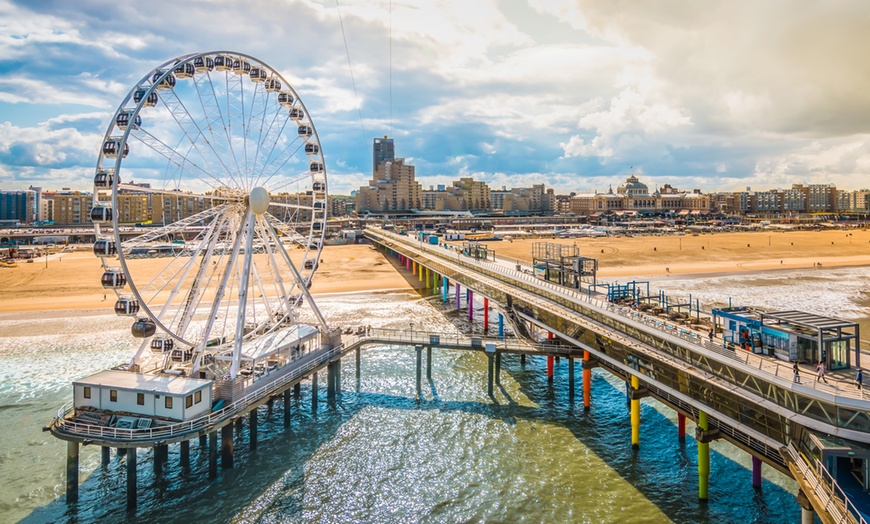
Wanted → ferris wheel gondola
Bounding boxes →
[91,51,329,380]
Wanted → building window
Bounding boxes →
[165,396,173,409]
[137,393,145,405]
[110,390,118,402]
[83,386,91,399]
[185,395,193,408]
[194,390,202,404]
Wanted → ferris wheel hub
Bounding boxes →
[249,186,270,215]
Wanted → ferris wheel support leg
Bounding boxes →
[264,223,328,329]
[231,211,257,379]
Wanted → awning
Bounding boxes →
[679,210,690,215]
[240,324,320,361]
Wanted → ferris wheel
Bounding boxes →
[91,51,328,379]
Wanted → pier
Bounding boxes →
[366,226,870,524]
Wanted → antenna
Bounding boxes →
[389,0,393,136]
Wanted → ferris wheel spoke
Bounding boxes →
[262,220,327,328]
[251,103,289,188]
[255,217,295,319]
[159,87,242,189]
[257,139,305,188]
[129,127,230,192]
[120,205,232,250]
[200,70,246,190]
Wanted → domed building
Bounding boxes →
[616,175,649,197]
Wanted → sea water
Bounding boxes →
[2,276,844,523]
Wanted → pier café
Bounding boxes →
[712,307,860,370]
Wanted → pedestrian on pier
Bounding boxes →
[793,362,801,383]
[707,329,714,343]
[816,361,828,383]
[857,368,863,390]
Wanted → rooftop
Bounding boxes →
[73,370,212,395]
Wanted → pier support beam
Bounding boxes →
[153,444,166,476]
[66,441,79,504]
[521,354,526,367]
[180,440,190,468]
[583,351,592,411]
[426,347,432,380]
[483,298,489,331]
[630,375,641,449]
[495,352,502,385]
[797,490,815,524]
[208,432,217,479]
[486,351,495,397]
[199,434,207,448]
[547,356,554,382]
[294,382,301,398]
[698,411,710,501]
[415,345,422,396]
[442,277,449,302]
[355,347,361,381]
[311,372,318,412]
[283,390,292,428]
[498,313,504,340]
[678,413,686,441]
[249,407,258,450]
[221,424,234,469]
[751,456,762,489]
[126,448,137,510]
[327,362,336,399]
[101,446,111,468]
[568,357,575,399]
[468,290,474,320]
[455,283,461,309]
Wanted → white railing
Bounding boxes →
[372,228,869,401]
[784,442,866,524]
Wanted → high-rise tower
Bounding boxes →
[373,136,395,174]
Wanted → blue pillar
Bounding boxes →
[442,276,449,302]
[498,313,504,340]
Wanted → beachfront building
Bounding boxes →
[372,136,394,175]
[493,184,552,213]
[356,158,422,212]
[850,190,870,212]
[54,191,93,225]
[569,175,710,216]
[421,177,491,211]
[152,193,210,224]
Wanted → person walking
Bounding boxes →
[793,362,801,383]
[816,361,828,383]
[708,328,714,343]
[857,368,863,390]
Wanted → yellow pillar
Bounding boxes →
[698,411,710,500]
[630,375,640,449]
[418,263,423,282]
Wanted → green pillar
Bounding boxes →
[698,411,710,501]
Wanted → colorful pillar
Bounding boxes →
[698,410,710,500]
[583,350,591,411]
[498,313,504,340]
[483,298,489,331]
[752,456,762,489]
[678,413,686,441]
[630,375,640,449]
[547,356,554,381]
[468,290,474,319]
[431,270,437,290]
[455,283,461,309]
[442,277,449,302]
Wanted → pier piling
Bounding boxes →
[547,356,554,382]
[283,390,292,428]
[415,345,423,396]
[355,347,361,381]
[487,352,494,397]
[101,446,111,468]
[180,440,190,468]
[483,298,489,331]
[126,448,137,510]
[221,424,234,469]
[249,408,258,450]
[698,411,710,500]
[199,434,207,448]
[583,351,591,411]
[568,357,575,399]
[311,372,318,412]
[66,441,79,504]
[455,283,460,309]
[498,313,504,340]
[495,352,502,385]
[678,413,686,441]
[751,456,762,489]
[426,347,432,380]
[630,375,641,449]
[208,432,217,479]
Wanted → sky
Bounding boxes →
[1,0,869,196]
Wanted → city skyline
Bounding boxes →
[1,1,869,195]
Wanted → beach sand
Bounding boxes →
[0,229,868,315]
[483,228,870,278]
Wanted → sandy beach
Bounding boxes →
[483,228,870,278]
[0,229,868,315]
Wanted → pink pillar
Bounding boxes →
[483,298,489,331]
[678,412,686,441]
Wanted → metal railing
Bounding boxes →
[783,442,866,524]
